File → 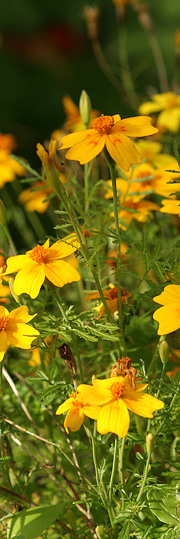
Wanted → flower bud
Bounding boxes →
[159,340,169,364]
[146,432,155,455]
[79,90,92,129]
[95,526,105,539]
[0,199,7,225]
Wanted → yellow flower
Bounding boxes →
[135,140,178,168]
[153,285,180,335]
[78,376,164,438]
[56,391,100,433]
[60,114,158,171]
[0,305,39,362]
[106,162,180,201]
[110,198,159,229]
[18,181,53,213]
[0,133,24,189]
[86,283,131,319]
[5,235,81,299]
[139,92,180,133]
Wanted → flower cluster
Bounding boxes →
[56,369,164,437]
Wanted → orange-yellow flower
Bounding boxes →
[86,283,131,319]
[139,92,180,133]
[153,285,180,334]
[56,391,100,433]
[0,133,24,189]
[18,175,67,213]
[78,376,164,438]
[110,198,159,229]
[5,235,81,299]
[106,162,180,201]
[0,305,39,362]
[60,114,158,171]
[135,140,178,168]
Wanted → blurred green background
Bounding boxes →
[0,0,179,163]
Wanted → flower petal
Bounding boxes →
[64,407,84,432]
[60,129,94,149]
[153,304,180,335]
[56,397,74,415]
[9,305,37,323]
[13,263,45,299]
[157,108,180,133]
[116,116,158,137]
[44,260,80,287]
[65,133,105,164]
[5,255,28,275]
[153,285,180,306]
[123,392,164,417]
[0,331,8,362]
[97,399,130,437]
[105,133,141,171]
[7,322,39,349]
[139,101,163,115]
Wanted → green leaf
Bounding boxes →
[7,504,61,539]
[159,526,180,539]
[11,154,42,179]
[117,521,130,538]
[149,494,180,526]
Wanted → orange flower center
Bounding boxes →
[28,245,49,264]
[110,381,125,399]
[0,314,9,331]
[71,392,83,409]
[92,115,115,134]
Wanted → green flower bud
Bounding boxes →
[79,90,92,128]
[95,526,105,539]
[146,432,155,454]
[0,199,7,225]
[159,340,169,364]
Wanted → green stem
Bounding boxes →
[118,436,125,510]
[84,163,89,214]
[91,423,108,507]
[2,224,17,255]
[136,451,151,504]
[147,336,165,375]
[49,167,116,324]
[107,161,126,355]
[109,435,118,506]
[0,363,2,414]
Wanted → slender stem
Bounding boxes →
[118,436,125,510]
[109,435,118,506]
[49,167,116,324]
[147,336,164,375]
[0,363,2,414]
[108,161,126,355]
[84,163,89,213]
[136,451,151,504]
[2,224,17,255]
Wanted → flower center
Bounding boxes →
[0,314,9,331]
[28,245,49,264]
[110,381,125,399]
[92,114,115,134]
[109,287,118,300]
[71,392,83,409]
